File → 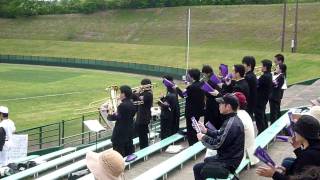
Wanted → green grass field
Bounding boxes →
[0,64,168,130]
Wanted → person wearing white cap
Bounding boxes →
[0,106,16,166]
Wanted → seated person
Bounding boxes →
[233,92,259,165]
[193,94,244,180]
[86,149,125,180]
[256,115,320,180]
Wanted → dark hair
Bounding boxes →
[242,56,256,71]
[279,64,287,77]
[275,54,285,63]
[120,85,132,98]
[234,64,245,77]
[188,69,201,81]
[290,166,320,180]
[2,113,8,118]
[141,78,151,85]
[261,59,272,72]
[202,65,213,74]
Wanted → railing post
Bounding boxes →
[39,126,43,149]
[62,120,65,145]
[82,115,85,144]
[58,122,61,147]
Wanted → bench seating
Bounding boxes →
[13,155,40,164]
[3,139,115,180]
[37,133,180,180]
[33,147,76,162]
[134,141,206,180]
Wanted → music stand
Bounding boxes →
[83,120,106,152]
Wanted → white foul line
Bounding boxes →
[0,91,82,102]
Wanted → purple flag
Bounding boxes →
[201,82,215,93]
[210,74,221,85]
[276,135,290,142]
[287,112,295,137]
[163,78,175,88]
[191,117,201,133]
[225,73,233,81]
[254,146,275,167]
[219,64,228,78]
[125,154,137,162]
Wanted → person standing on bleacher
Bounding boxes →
[0,106,16,166]
[107,86,136,157]
[175,69,205,146]
[193,94,244,180]
[133,79,153,149]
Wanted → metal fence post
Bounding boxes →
[82,115,85,144]
[62,120,65,145]
[39,126,43,149]
[58,122,61,147]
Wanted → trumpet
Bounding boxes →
[132,83,156,94]
[254,65,277,77]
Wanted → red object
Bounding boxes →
[233,92,247,108]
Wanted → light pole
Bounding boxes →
[281,0,287,52]
[292,0,299,53]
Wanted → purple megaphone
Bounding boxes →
[163,78,175,88]
[201,82,215,93]
[219,64,228,78]
[254,146,275,167]
[276,135,289,142]
[225,73,233,81]
[210,74,221,85]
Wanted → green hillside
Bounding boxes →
[0,3,320,84]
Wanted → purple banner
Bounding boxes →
[254,146,275,167]
[210,74,221,85]
[201,82,215,93]
[219,64,228,78]
[163,78,175,88]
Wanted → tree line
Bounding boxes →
[0,0,318,18]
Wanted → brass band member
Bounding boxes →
[242,56,258,118]
[254,60,273,134]
[107,85,136,157]
[176,69,205,146]
[269,64,287,124]
[133,79,153,149]
[201,65,223,129]
[158,75,180,139]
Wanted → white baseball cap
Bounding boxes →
[0,106,9,114]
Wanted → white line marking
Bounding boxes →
[0,91,83,102]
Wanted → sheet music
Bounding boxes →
[84,120,106,132]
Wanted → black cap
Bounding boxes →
[216,94,239,110]
[294,115,320,140]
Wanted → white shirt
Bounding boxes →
[0,118,16,142]
[237,110,259,165]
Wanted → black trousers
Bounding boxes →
[186,115,201,146]
[269,99,281,125]
[160,117,173,140]
[113,140,135,157]
[135,123,149,149]
[255,98,268,134]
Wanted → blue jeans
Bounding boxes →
[281,157,296,170]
